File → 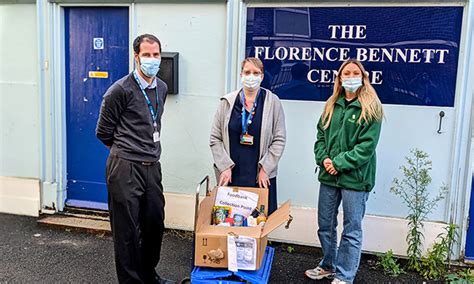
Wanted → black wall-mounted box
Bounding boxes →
[158,52,179,95]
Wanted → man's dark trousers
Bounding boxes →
[106,153,165,283]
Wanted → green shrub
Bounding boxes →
[377,249,404,277]
[419,224,457,279]
[446,268,474,284]
[390,149,447,271]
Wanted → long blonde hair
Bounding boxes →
[322,59,384,129]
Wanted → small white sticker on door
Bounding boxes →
[93,38,104,50]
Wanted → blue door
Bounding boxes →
[65,7,129,210]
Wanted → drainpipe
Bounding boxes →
[225,0,241,93]
[36,0,48,211]
[449,0,474,260]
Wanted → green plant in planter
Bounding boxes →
[377,249,404,277]
[446,268,474,284]
[390,149,448,271]
[287,245,295,253]
[419,224,457,279]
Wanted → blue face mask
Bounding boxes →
[139,57,161,78]
[342,77,363,93]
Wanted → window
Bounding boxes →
[274,8,310,38]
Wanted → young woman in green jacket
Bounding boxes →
[305,59,384,284]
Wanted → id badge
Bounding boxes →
[153,131,160,142]
[240,134,254,145]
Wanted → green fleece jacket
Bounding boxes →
[314,96,382,191]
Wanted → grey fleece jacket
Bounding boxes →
[210,88,286,180]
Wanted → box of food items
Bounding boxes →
[194,186,291,270]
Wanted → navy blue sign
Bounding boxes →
[246,7,463,106]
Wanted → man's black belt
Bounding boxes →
[115,156,159,166]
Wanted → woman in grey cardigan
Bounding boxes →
[210,57,286,214]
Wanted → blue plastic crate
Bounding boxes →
[191,246,275,284]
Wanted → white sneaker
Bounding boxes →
[331,278,348,284]
[304,266,335,280]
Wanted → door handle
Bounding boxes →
[437,111,445,134]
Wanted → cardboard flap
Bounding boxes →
[261,200,291,237]
[196,194,214,231]
[209,186,219,196]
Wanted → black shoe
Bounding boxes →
[154,275,175,284]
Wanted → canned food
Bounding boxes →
[215,208,227,224]
[212,206,232,225]
[233,214,244,227]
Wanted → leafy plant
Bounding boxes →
[390,149,448,271]
[377,249,404,277]
[287,245,295,253]
[456,268,474,281]
[446,268,474,284]
[419,224,457,279]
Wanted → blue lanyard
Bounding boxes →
[240,90,260,134]
[133,71,158,127]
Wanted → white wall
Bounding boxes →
[135,3,227,193]
[367,105,454,221]
[0,4,40,179]
[0,4,40,216]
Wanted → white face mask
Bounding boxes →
[341,77,363,93]
[241,74,263,90]
[139,57,161,78]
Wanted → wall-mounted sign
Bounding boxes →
[246,7,463,107]
[88,71,108,78]
[93,37,104,50]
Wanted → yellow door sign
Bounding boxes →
[88,71,109,78]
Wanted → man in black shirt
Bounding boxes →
[96,34,173,284]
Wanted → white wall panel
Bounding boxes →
[0,4,40,178]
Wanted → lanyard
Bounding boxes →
[133,71,158,128]
[240,90,260,134]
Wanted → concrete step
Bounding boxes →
[38,214,111,235]
[61,211,109,222]
[63,206,109,218]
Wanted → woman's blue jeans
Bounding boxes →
[317,183,369,283]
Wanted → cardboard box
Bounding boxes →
[194,186,291,270]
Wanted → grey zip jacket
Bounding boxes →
[210,87,286,180]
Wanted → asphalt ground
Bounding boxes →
[0,213,430,283]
